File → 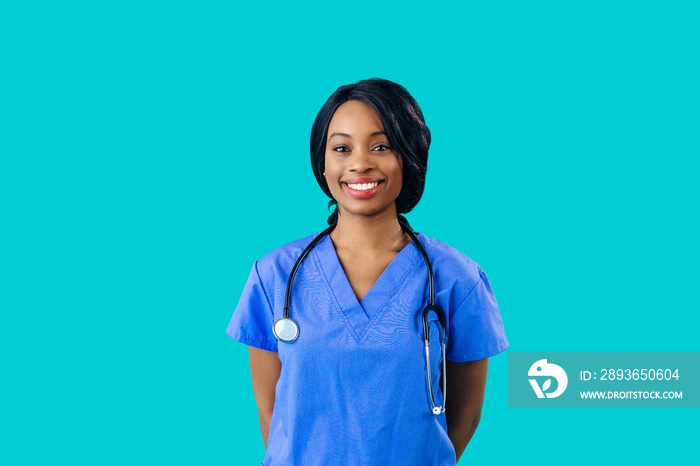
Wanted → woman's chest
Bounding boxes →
[335,250,401,303]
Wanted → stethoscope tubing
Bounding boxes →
[283,221,439,317]
[276,220,447,414]
[282,223,337,319]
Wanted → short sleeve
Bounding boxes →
[445,268,508,362]
[225,260,278,353]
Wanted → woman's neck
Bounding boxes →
[329,209,410,253]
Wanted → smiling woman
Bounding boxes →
[323,100,404,223]
[226,78,509,466]
[310,79,430,230]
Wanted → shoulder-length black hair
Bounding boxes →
[310,78,431,227]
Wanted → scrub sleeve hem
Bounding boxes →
[226,328,278,353]
[446,341,510,363]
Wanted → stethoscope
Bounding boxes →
[272,220,448,415]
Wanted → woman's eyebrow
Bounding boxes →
[329,131,386,139]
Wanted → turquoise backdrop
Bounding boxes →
[2,1,698,464]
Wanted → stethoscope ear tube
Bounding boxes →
[422,304,447,343]
[424,325,447,415]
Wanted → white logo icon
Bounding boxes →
[528,359,568,398]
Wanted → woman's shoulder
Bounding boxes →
[254,228,327,275]
[418,232,488,290]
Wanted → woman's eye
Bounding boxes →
[373,144,391,151]
[333,146,349,152]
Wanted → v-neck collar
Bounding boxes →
[313,231,423,341]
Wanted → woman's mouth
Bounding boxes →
[343,180,384,199]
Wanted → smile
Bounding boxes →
[342,180,384,199]
[346,181,380,191]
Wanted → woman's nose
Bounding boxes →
[347,148,376,171]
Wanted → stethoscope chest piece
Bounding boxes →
[273,317,299,342]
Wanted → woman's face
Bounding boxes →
[324,100,403,221]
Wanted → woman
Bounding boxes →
[226,78,508,465]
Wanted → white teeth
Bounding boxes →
[347,181,379,191]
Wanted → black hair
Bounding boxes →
[310,78,431,228]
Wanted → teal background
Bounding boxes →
[2,1,698,464]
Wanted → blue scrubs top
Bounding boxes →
[226,229,508,466]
